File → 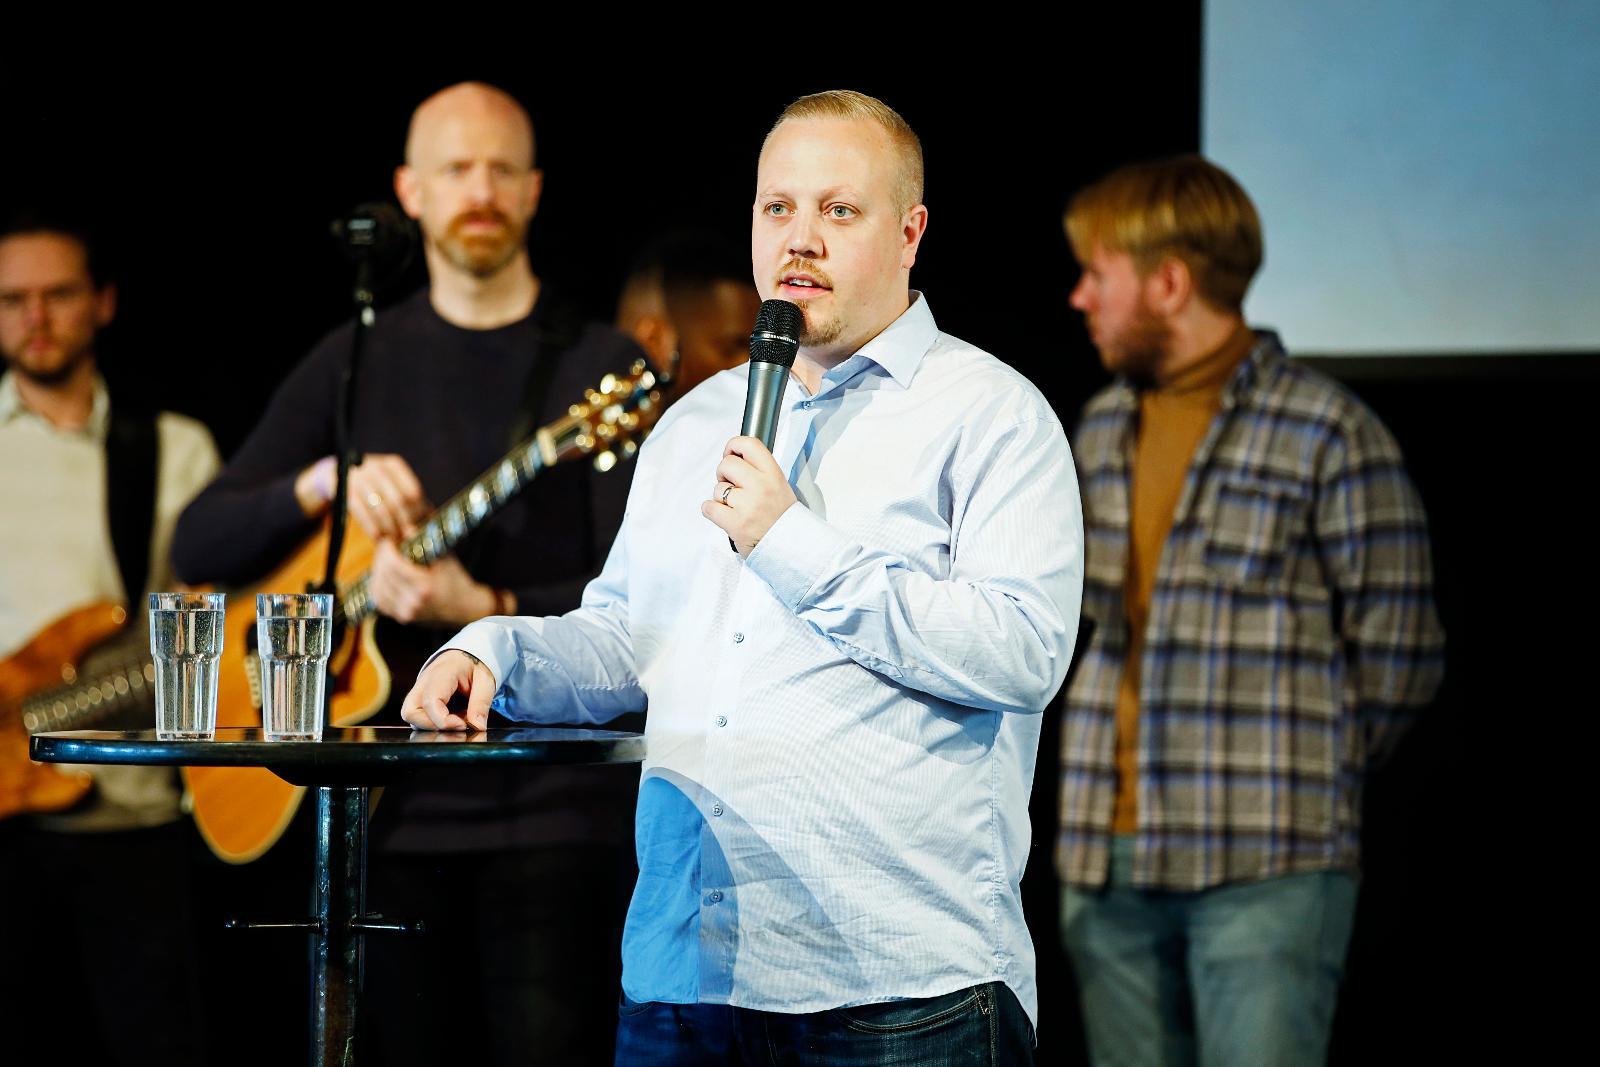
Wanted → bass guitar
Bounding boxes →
[1,602,156,819]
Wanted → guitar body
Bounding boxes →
[183,520,392,863]
[0,602,125,819]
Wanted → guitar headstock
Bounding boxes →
[542,359,666,471]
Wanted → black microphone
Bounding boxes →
[729,300,802,553]
[741,300,803,448]
[330,202,415,262]
[330,202,417,306]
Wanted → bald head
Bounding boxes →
[395,82,544,284]
[405,82,535,169]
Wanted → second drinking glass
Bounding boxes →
[256,593,333,741]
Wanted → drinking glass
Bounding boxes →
[149,592,225,740]
[256,593,333,741]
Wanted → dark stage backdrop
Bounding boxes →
[5,17,1562,1064]
[2,23,1201,452]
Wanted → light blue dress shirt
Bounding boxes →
[442,294,1083,1025]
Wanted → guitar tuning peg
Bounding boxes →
[592,450,618,473]
[619,440,638,460]
[599,373,619,393]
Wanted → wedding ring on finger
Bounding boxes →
[366,491,384,510]
[719,484,734,504]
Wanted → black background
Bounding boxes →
[4,14,1580,1063]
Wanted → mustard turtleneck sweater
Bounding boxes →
[1112,324,1256,833]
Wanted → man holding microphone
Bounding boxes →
[406,90,1083,1065]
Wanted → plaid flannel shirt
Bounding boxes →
[1057,331,1444,891]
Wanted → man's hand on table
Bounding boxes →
[402,650,495,731]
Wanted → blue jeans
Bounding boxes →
[1060,837,1357,1067]
[614,982,1034,1065]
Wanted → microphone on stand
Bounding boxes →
[320,203,416,597]
[730,300,803,553]
[330,202,416,306]
[331,202,415,260]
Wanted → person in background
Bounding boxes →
[0,212,219,1065]
[1056,155,1445,1066]
[615,229,761,405]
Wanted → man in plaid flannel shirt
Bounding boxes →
[1056,156,1444,1066]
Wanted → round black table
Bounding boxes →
[31,726,645,1067]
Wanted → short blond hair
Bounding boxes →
[766,90,924,217]
[1065,155,1263,312]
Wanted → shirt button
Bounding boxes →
[707,890,723,904]
[715,715,728,728]
[799,400,812,410]
[711,804,724,817]
[733,632,745,644]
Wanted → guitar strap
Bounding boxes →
[104,401,160,607]
[447,294,580,580]
[506,292,581,448]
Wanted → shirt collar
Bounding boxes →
[1220,329,1286,409]
[821,290,937,392]
[0,370,111,438]
[0,371,21,423]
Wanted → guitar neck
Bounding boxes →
[337,361,658,623]
[340,432,551,622]
[20,658,156,734]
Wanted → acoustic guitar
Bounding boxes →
[183,359,663,863]
[1,601,157,820]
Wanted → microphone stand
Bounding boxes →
[318,203,414,603]
[318,257,377,607]
[295,258,385,1067]
[233,220,401,1064]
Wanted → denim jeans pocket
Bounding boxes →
[617,991,655,1018]
[830,984,987,1035]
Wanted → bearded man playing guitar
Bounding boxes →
[0,212,219,1064]
[171,82,650,1066]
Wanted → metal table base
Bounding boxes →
[31,727,645,1066]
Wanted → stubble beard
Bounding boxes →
[795,299,845,348]
[777,259,842,348]
[2,334,94,387]
[1098,300,1172,390]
